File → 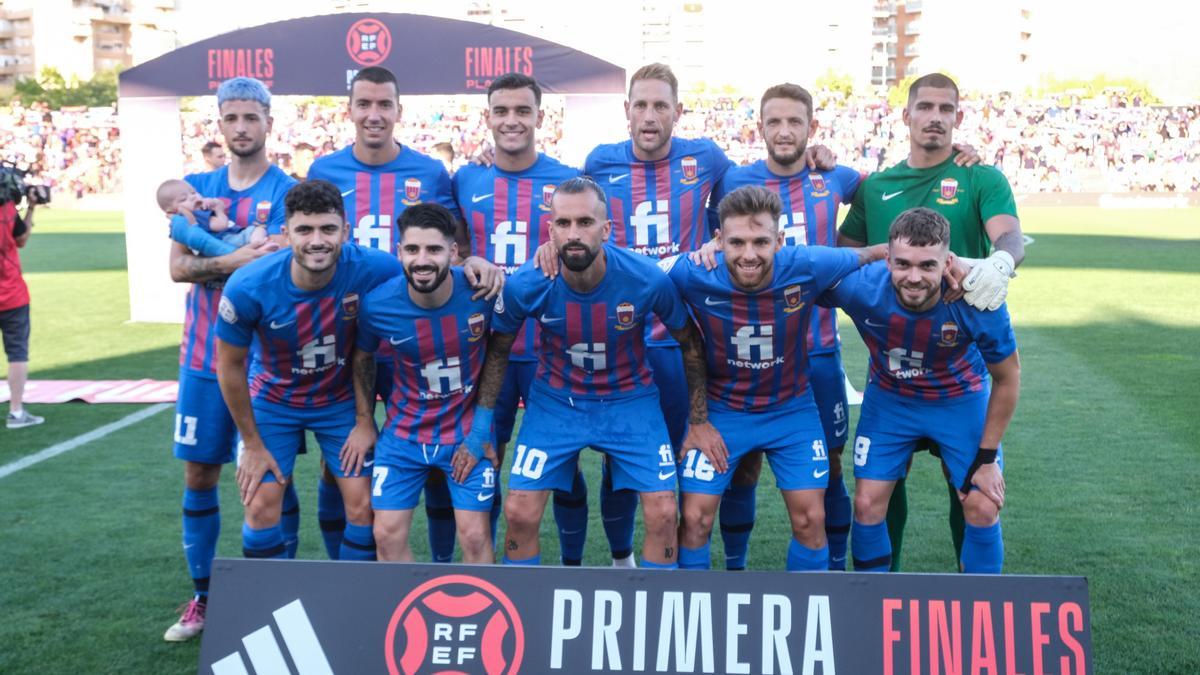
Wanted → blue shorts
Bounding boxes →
[510,386,675,493]
[681,398,829,494]
[371,438,496,512]
[852,386,1003,488]
[648,345,687,449]
[808,351,850,451]
[239,399,366,482]
[496,360,536,445]
[172,369,237,465]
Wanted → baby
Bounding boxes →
[157,178,267,256]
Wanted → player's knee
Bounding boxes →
[642,495,678,535]
[790,501,825,539]
[373,519,407,548]
[962,493,1000,526]
[184,461,221,490]
[681,500,715,538]
[503,497,541,532]
[456,520,492,560]
[853,490,886,524]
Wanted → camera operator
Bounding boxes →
[1,184,43,429]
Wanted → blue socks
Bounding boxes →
[720,482,757,570]
[824,475,852,570]
[641,559,679,570]
[600,461,637,561]
[961,522,1003,574]
[502,554,540,566]
[425,478,457,563]
[787,538,829,571]
[339,522,377,561]
[182,487,220,596]
[242,523,287,559]
[553,469,589,565]
[678,543,711,570]
[317,478,345,560]
[851,520,892,572]
[280,482,300,559]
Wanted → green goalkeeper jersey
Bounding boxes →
[839,151,1018,257]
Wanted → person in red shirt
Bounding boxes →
[1,189,41,428]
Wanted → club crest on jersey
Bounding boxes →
[809,173,829,197]
[680,156,699,184]
[783,284,805,314]
[468,312,486,341]
[540,184,556,211]
[255,200,271,224]
[402,177,422,205]
[937,178,959,205]
[341,293,360,319]
[615,302,636,330]
[939,321,961,347]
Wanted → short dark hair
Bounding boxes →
[717,185,782,229]
[760,83,814,119]
[487,72,542,106]
[397,202,458,241]
[201,141,222,154]
[350,67,399,97]
[888,207,950,247]
[285,179,345,222]
[553,177,608,208]
[908,73,959,106]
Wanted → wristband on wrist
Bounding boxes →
[464,406,495,459]
[960,447,998,493]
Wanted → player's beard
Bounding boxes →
[893,280,940,312]
[405,263,450,294]
[559,242,599,272]
[766,138,807,169]
[228,135,265,159]
[729,257,772,292]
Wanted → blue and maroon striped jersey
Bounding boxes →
[665,246,862,412]
[306,145,459,256]
[585,137,735,345]
[453,153,580,361]
[493,243,688,400]
[355,268,493,447]
[820,262,1018,400]
[179,165,295,378]
[711,162,864,356]
[216,244,402,408]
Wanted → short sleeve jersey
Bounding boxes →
[839,153,1018,257]
[216,244,402,407]
[585,137,735,345]
[178,165,296,377]
[453,153,580,361]
[356,268,494,446]
[665,246,861,412]
[307,145,459,256]
[711,161,864,355]
[820,261,1018,400]
[493,243,688,400]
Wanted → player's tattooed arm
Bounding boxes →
[852,243,889,267]
[216,338,284,505]
[476,331,517,409]
[669,322,730,472]
[340,348,378,478]
[168,240,274,283]
[986,216,1026,267]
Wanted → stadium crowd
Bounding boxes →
[1,91,1197,197]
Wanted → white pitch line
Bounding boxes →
[0,403,171,480]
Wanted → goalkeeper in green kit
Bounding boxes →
[838,73,1024,571]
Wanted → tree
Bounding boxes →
[815,68,854,99]
[5,66,120,108]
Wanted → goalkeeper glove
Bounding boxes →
[962,250,1016,311]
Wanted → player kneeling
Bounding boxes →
[352,204,500,563]
[669,186,885,570]
[821,207,1019,573]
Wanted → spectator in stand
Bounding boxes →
[201,141,227,170]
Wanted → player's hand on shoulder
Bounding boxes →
[805,144,837,171]
[339,418,377,477]
[236,440,285,506]
[942,252,969,303]
[462,256,505,300]
[471,146,496,167]
[961,251,1016,311]
[687,238,721,271]
[952,143,984,167]
[533,240,560,279]
[681,421,729,474]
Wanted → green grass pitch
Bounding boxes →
[0,206,1196,673]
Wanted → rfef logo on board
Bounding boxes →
[385,574,525,675]
[346,18,393,66]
